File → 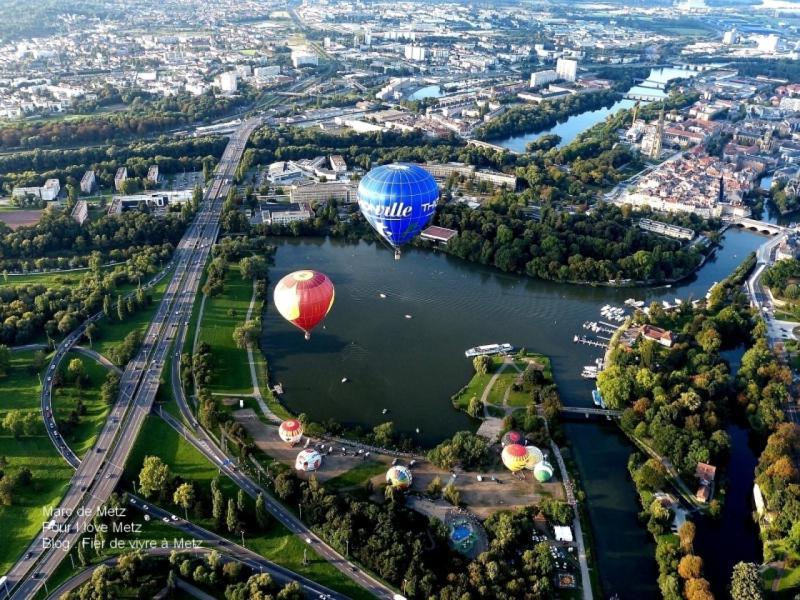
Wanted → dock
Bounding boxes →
[573,335,608,349]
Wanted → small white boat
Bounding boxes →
[379,293,386,299]
[382,408,388,415]
[415,428,420,434]
[405,314,412,319]
[341,377,348,383]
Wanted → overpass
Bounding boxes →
[559,406,622,418]
[467,139,515,154]
[732,217,787,236]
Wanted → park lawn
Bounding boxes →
[0,353,73,573]
[197,267,254,395]
[1,263,125,288]
[763,539,800,592]
[124,417,376,600]
[450,357,503,411]
[93,264,175,360]
[486,368,518,407]
[51,352,113,459]
[323,461,386,492]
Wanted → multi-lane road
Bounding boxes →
[4,118,262,600]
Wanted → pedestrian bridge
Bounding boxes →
[559,406,622,418]
[732,218,786,236]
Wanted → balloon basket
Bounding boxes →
[394,249,401,260]
[304,332,311,340]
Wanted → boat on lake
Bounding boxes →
[592,389,606,409]
[465,343,513,358]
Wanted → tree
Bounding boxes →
[237,488,246,513]
[67,357,86,386]
[173,482,195,519]
[678,521,696,554]
[473,355,491,375]
[116,294,126,321]
[730,561,763,600]
[101,372,120,404]
[212,487,224,524]
[84,323,97,348]
[226,498,238,534]
[232,320,260,349]
[2,410,26,438]
[138,456,171,499]
[443,483,460,506]
[255,492,269,530]
[684,577,713,600]
[372,421,394,448]
[0,345,10,377]
[103,294,111,317]
[467,396,482,417]
[426,476,443,498]
[239,256,268,280]
[677,554,703,580]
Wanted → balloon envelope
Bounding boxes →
[501,443,529,472]
[357,163,439,248]
[295,449,322,472]
[274,270,335,339]
[279,419,304,445]
[386,465,413,490]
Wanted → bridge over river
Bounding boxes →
[559,406,622,418]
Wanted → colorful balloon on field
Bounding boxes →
[273,270,335,340]
[525,445,544,470]
[501,443,530,472]
[501,430,524,447]
[534,460,554,482]
[295,449,322,472]
[386,465,413,490]
[278,419,304,445]
[357,163,439,256]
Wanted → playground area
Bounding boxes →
[445,510,488,558]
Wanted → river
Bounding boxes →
[491,67,700,153]
[260,227,766,598]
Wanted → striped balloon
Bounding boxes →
[273,270,335,340]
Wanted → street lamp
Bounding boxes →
[240,529,245,548]
[298,503,302,520]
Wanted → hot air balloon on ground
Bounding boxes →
[534,460,554,482]
[525,446,544,470]
[295,448,322,472]
[501,430,524,447]
[357,163,439,259]
[273,270,335,340]
[278,419,304,445]
[501,443,529,473]
[386,465,413,490]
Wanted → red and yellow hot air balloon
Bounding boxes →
[278,419,304,445]
[501,444,530,473]
[273,270,335,340]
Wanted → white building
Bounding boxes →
[80,170,96,194]
[530,69,558,88]
[556,58,578,82]
[12,178,60,201]
[291,50,319,68]
[404,45,427,62]
[217,72,238,93]
[722,29,739,45]
[147,165,159,184]
[254,66,281,79]
[329,155,347,173]
[756,34,779,54]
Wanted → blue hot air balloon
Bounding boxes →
[357,163,439,258]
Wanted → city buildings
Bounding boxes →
[115,167,128,192]
[555,58,578,83]
[12,178,60,201]
[80,170,96,194]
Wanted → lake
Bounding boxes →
[260,227,766,598]
[490,67,700,153]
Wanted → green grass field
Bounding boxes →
[197,268,254,395]
[0,351,73,573]
[52,352,113,459]
[324,461,386,492]
[123,416,374,600]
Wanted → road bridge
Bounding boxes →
[559,406,622,418]
[732,217,787,235]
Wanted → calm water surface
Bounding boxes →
[491,67,700,152]
[261,228,765,598]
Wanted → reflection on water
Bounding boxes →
[260,228,766,598]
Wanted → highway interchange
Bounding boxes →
[4,118,262,600]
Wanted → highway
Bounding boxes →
[124,495,345,599]
[4,118,262,600]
